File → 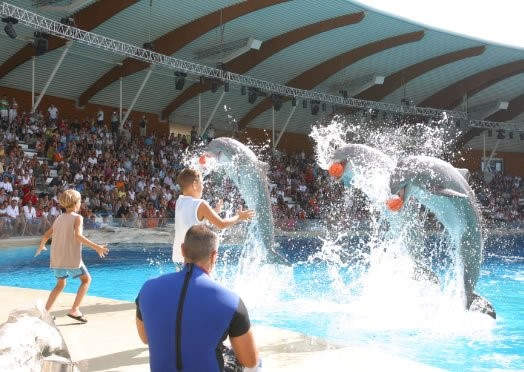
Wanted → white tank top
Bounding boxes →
[172,195,203,263]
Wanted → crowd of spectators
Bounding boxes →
[0,93,523,238]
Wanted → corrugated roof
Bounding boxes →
[0,0,522,154]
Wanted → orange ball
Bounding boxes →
[386,196,404,212]
[198,155,207,165]
[328,162,344,178]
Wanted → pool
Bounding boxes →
[1,234,523,371]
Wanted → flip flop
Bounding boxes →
[67,314,88,323]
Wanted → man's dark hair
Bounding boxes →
[183,225,218,262]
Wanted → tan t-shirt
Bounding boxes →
[50,212,82,269]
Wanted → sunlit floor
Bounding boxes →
[0,285,443,371]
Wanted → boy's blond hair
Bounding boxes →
[59,189,81,209]
[176,168,201,191]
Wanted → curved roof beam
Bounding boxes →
[78,0,289,107]
[0,0,138,80]
[357,46,486,101]
[419,59,524,110]
[160,12,365,119]
[237,31,424,130]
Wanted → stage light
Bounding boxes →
[248,89,257,104]
[174,71,186,90]
[520,133,524,141]
[210,80,218,93]
[302,100,308,109]
[2,17,18,39]
[496,129,505,139]
[487,129,492,137]
[271,94,283,111]
[224,82,229,92]
[339,90,348,99]
[322,102,326,112]
[291,97,297,107]
[34,32,48,56]
[509,131,513,139]
[143,42,154,51]
[310,100,320,115]
[241,86,246,95]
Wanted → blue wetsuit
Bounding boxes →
[136,264,251,372]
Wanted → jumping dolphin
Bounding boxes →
[389,155,496,318]
[203,137,289,265]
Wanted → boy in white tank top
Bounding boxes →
[172,168,255,264]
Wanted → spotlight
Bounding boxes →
[322,102,327,112]
[210,80,218,93]
[520,133,524,141]
[199,76,206,85]
[509,131,514,139]
[271,94,283,111]
[291,97,297,107]
[60,17,75,26]
[33,32,48,56]
[339,90,348,99]
[302,100,308,109]
[224,82,229,92]
[496,129,505,139]
[248,89,258,104]
[174,71,186,90]
[143,42,154,51]
[241,86,246,95]
[2,17,18,39]
[487,129,492,137]
[310,100,320,115]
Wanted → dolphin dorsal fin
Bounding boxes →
[456,168,471,182]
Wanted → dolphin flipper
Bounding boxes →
[432,187,468,198]
[468,292,496,319]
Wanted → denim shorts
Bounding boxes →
[53,265,88,279]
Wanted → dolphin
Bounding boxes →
[203,137,289,265]
[389,155,496,318]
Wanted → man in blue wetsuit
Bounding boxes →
[135,224,261,371]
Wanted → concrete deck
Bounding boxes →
[0,286,444,371]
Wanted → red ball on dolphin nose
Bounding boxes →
[199,155,207,165]
[329,162,344,178]
[386,195,404,212]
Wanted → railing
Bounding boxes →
[2,215,521,240]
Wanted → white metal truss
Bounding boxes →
[2,2,524,132]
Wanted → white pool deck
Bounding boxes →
[0,236,444,371]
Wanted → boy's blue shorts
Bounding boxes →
[53,265,88,279]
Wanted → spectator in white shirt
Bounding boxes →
[0,175,13,193]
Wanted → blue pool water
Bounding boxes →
[1,234,523,371]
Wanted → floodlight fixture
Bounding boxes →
[311,100,320,115]
[33,31,48,56]
[496,129,505,139]
[174,71,186,90]
[291,97,297,107]
[302,99,308,109]
[241,86,246,95]
[271,94,283,111]
[2,17,18,39]
[143,42,154,51]
[520,132,524,141]
[487,129,492,137]
[509,131,513,140]
[210,80,219,93]
[224,81,230,92]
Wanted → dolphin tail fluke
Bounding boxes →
[267,247,291,266]
[468,292,496,319]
